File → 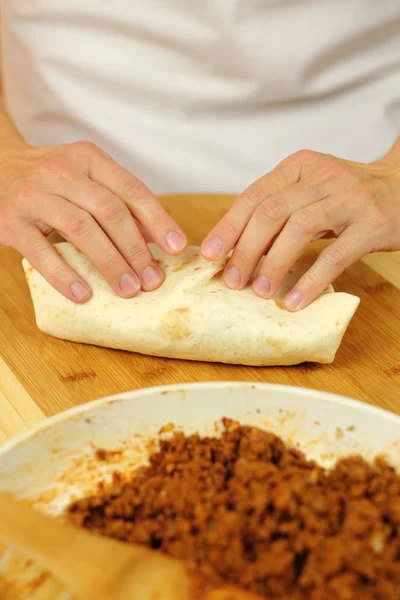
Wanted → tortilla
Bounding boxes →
[23,243,359,366]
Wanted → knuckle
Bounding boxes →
[302,268,321,288]
[290,149,315,164]
[101,251,121,271]
[240,183,268,207]
[358,184,376,205]
[233,243,251,263]
[38,156,67,178]
[64,212,93,237]
[320,244,346,269]
[70,140,99,159]
[123,177,150,202]
[97,196,127,221]
[255,195,287,224]
[46,264,65,283]
[28,240,50,265]
[127,242,152,265]
[324,160,353,181]
[288,208,318,236]
[221,216,242,240]
[142,211,166,233]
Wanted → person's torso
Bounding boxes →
[2,0,400,193]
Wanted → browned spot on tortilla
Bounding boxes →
[59,371,96,383]
[266,337,287,349]
[103,303,110,309]
[104,397,123,405]
[32,283,37,289]
[61,308,71,315]
[194,267,201,271]
[175,307,190,314]
[160,308,191,341]
[335,319,341,328]
[25,266,34,280]
[171,260,191,273]
[336,427,344,440]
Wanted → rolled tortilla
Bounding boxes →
[23,243,359,366]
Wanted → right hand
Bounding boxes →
[0,141,187,302]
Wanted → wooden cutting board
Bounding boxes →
[0,194,399,443]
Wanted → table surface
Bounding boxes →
[0,194,399,445]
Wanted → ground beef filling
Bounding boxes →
[68,420,400,599]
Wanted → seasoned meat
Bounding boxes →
[68,420,400,599]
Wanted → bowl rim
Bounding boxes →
[0,381,398,458]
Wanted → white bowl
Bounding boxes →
[1,381,400,508]
[0,382,400,598]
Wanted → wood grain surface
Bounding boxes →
[0,194,399,444]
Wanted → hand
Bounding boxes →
[0,141,187,302]
[201,146,400,310]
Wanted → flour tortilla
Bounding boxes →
[23,243,360,366]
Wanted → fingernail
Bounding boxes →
[166,231,186,252]
[225,266,241,289]
[71,282,90,301]
[285,290,302,310]
[119,273,140,296]
[142,265,162,288]
[202,236,223,259]
[253,275,271,297]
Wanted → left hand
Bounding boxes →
[201,146,400,310]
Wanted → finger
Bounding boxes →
[283,226,370,311]
[223,183,322,290]
[253,197,352,298]
[27,194,142,298]
[59,178,163,291]
[84,145,187,254]
[15,223,92,303]
[201,155,302,261]
[135,219,153,243]
[39,167,153,242]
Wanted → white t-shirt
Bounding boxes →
[2,1,400,194]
